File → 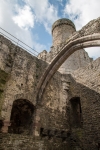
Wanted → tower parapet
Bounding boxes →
[52,18,76,46]
[38,18,92,74]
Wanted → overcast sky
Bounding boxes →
[0,0,100,59]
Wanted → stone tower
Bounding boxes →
[38,18,93,74]
[52,18,76,46]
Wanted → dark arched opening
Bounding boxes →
[0,119,3,132]
[70,97,82,128]
[8,99,35,135]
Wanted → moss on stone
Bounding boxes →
[0,69,8,80]
[36,74,38,79]
[0,89,3,98]
[36,63,40,68]
[75,129,84,139]
[0,68,9,117]
[0,79,6,84]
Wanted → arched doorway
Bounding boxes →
[70,97,82,128]
[9,99,35,135]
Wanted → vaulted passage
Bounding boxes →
[8,99,34,135]
[70,97,82,128]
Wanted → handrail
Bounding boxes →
[0,27,39,57]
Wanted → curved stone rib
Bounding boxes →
[36,33,100,103]
[66,17,100,43]
[52,33,100,61]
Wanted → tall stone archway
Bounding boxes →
[8,99,35,135]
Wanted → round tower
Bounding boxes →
[52,18,76,46]
[51,18,92,74]
[38,18,92,74]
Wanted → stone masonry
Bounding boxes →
[0,18,100,150]
[38,18,92,74]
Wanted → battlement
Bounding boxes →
[38,18,92,74]
[52,18,76,34]
[52,18,76,46]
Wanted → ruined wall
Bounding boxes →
[38,18,92,74]
[0,35,74,149]
[37,73,70,131]
[65,74,100,150]
[72,57,100,93]
[58,49,93,74]
[0,133,72,150]
[0,69,9,118]
[0,35,70,141]
[52,18,76,46]
[68,57,100,149]
[34,58,100,150]
[38,71,100,150]
[0,35,47,124]
[0,17,100,150]
[38,48,92,74]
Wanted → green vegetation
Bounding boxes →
[0,69,9,117]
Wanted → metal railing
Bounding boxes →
[0,27,39,57]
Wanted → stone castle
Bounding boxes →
[0,18,100,150]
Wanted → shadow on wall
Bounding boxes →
[8,99,35,135]
[70,97,83,128]
[65,74,100,149]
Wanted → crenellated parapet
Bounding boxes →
[52,18,76,47]
[52,18,76,33]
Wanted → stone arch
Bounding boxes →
[36,33,100,103]
[36,17,100,102]
[8,99,35,135]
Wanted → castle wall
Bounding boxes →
[66,75,100,149]
[52,18,76,47]
[0,35,69,138]
[58,49,92,74]
[0,17,100,149]
[1,73,100,150]
[0,35,46,123]
[52,24,75,46]
[0,35,73,149]
[72,57,100,93]
[38,18,92,74]
[0,133,71,150]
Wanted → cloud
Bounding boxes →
[64,0,100,59]
[64,0,100,30]
[24,0,58,33]
[85,47,100,60]
[0,0,47,54]
[57,0,62,2]
[13,5,35,30]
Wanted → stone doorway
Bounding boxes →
[9,99,35,135]
[70,97,82,128]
